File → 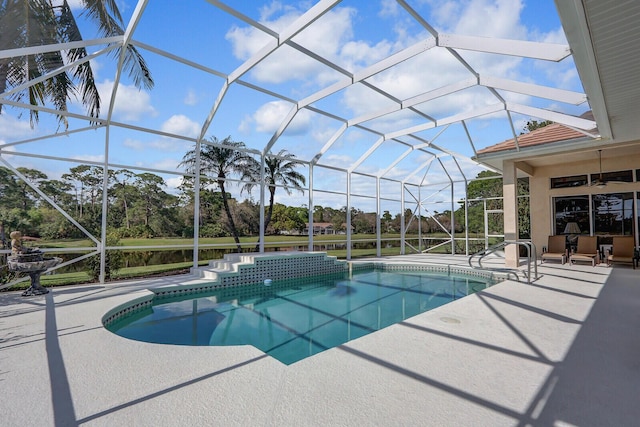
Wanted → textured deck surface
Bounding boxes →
[1,254,638,426]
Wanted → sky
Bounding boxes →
[0,0,588,213]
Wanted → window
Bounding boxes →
[593,193,634,235]
[590,170,633,184]
[554,193,637,247]
[554,196,589,236]
[551,175,587,189]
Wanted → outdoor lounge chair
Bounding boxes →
[541,235,567,264]
[607,236,637,269]
[570,236,599,266]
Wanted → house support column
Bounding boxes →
[503,160,519,268]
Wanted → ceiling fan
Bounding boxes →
[588,150,607,188]
[588,149,621,188]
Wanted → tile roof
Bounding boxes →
[477,112,596,155]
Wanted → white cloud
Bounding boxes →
[318,153,354,170]
[97,80,156,121]
[540,26,567,44]
[184,89,198,106]
[123,135,193,155]
[117,116,200,154]
[238,114,253,134]
[0,113,36,140]
[253,102,288,133]
[434,0,527,39]
[88,58,104,80]
[226,21,276,61]
[252,101,312,134]
[226,1,533,126]
[340,39,394,70]
[225,1,581,163]
[165,176,184,192]
[312,125,340,145]
[149,139,192,153]
[149,158,182,171]
[379,0,400,17]
[160,114,201,138]
[226,7,356,85]
[122,138,144,151]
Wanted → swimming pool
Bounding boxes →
[107,268,494,365]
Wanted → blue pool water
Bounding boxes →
[107,269,492,365]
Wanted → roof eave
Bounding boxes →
[473,135,601,171]
[554,0,612,140]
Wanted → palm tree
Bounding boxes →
[249,149,305,251]
[0,0,153,128]
[180,136,259,252]
[262,149,306,234]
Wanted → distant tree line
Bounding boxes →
[1,139,527,248]
[0,163,439,244]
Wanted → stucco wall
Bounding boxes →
[529,153,640,257]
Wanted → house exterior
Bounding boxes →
[303,223,354,235]
[304,222,335,235]
[475,114,640,267]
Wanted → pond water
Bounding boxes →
[50,242,399,273]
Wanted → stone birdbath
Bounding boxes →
[8,252,63,297]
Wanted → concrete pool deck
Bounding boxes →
[1,254,638,426]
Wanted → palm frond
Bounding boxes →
[265,150,306,195]
[0,0,153,125]
[120,44,153,90]
[81,0,154,90]
[80,0,123,37]
[57,0,100,123]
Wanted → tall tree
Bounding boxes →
[111,169,136,230]
[62,164,103,218]
[132,172,166,228]
[382,210,394,233]
[269,203,306,234]
[0,166,21,246]
[0,0,153,128]
[39,178,74,206]
[253,149,305,249]
[180,136,259,252]
[262,150,306,229]
[313,205,325,222]
[15,167,47,211]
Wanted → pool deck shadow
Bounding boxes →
[1,254,638,426]
[532,266,640,427]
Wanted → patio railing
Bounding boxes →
[468,240,539,284]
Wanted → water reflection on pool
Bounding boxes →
[107,269,492,365]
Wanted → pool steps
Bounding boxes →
[190,251,348,285]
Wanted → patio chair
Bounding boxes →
[541,235,567,264]
[607,236,637,269]
[570,236,599,266]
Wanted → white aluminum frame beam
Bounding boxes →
[507,103,597,131]
[438,34,571,61]
[480,76,587,105]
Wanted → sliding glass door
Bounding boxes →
[554,192,635,238]
[592,193,634,236]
